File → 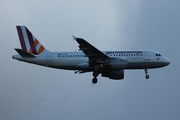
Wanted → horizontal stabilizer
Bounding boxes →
[15,49,35,57]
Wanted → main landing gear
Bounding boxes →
[92,71,99,84]
[145,68,150,79]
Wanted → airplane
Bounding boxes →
[12,26,170,84]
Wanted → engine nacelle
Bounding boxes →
[109,59,127,70]
[101,70,124,80]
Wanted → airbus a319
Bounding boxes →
[12,26,170,84]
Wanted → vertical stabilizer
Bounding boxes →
[16,26,49,55]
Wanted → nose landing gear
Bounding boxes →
[145,68,150,79]
[145,69,150,79]
[145,74,149,79]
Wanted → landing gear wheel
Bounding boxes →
[92,78,98,84]
[145,75,149,79]
[92,69,99,84]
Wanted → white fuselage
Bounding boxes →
[13,50,170,71]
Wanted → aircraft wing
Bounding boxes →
[73,36,110,63]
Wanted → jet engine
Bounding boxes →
[101,70,124,80]
[108,58,127,70]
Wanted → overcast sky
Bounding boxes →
[0,0,180,120]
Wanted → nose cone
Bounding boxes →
[164,57,170,66]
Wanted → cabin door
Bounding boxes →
[145,51,150,60]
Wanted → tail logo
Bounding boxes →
[16,26,45,55]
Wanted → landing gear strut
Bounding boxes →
[92,71,99,84]
[145,68,150,79]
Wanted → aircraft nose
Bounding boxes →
[164,57,170,66]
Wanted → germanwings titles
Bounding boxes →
[12,26,170,84]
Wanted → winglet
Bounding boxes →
[72,35,77,40]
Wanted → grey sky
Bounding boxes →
[0,0,180,120]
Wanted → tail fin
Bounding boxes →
[16,26,48,55]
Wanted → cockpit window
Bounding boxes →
[156,54,161,56]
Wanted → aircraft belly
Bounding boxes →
[127,61,166,69]
[51,58,87,70]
